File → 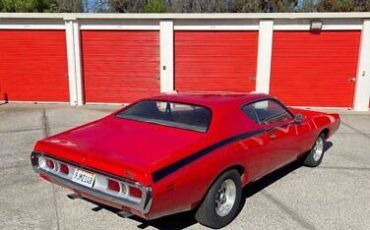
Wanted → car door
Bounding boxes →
[242,99,299,175]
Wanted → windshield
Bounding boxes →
[116,100,212,132]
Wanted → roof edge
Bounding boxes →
[0,12,370,20]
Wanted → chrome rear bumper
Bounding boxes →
[31,152,152,214]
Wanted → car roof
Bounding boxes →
[150,92,271,108]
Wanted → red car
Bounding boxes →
[31,93,340,228]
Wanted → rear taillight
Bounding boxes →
[46,159,54,169]
[129,186,142,198]
[108,179,120,192]
[60,163,69,175]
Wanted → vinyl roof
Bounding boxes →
[151,92,270,108]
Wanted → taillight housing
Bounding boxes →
[107,179,120,192]
[60,163,69,175]
[129,186,142,198]
[46,159,54,170]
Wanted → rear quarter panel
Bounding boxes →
[147,131,261,218]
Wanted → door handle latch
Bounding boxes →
[249,76,256,82]
[347,77,356,82]
[269,133,277,139]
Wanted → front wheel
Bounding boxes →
[304,133,325,167]
[195,169,242,229]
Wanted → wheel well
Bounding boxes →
[321,128,329,139]
[228,165,244,176]
[219,165,246,184]
[193,165,246,209]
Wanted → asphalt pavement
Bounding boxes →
[0,103,369,230]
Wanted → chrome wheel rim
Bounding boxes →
[312,137,324,162]
[215,179,236,217]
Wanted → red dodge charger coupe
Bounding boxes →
[31,93,340,228]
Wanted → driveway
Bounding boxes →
[0,103,369,230]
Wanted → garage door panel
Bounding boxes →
[0,30,69,102]
[270,31,360,107]
[175,31,258,92]
[81,30,159,103]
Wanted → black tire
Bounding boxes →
[195,169,242,229]
[303,133,326,167]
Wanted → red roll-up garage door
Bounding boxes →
[270,31,360,107]
[81,30,160,103]
[175,31,258,92]
[0,30,69,102]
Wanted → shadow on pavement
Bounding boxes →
[80,141,333,230]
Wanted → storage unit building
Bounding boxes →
[0,13,369,111]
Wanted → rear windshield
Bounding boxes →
[116,100,212,132]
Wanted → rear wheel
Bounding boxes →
[195,169,242,229]
[304,133,325,167]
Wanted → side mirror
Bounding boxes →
[294,114,303,123]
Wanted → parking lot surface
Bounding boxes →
[0,103,369,230]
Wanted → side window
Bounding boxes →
[242,100,293,125]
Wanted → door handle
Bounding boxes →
[248,76,256,82]
[347,77,356,82]
[265,126,279,139]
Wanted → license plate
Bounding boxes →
[72,169,96,188]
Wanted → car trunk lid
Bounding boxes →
[34,116,207,184]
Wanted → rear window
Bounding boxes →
[116,100,212,132]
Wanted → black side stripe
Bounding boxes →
[152,129,265,182]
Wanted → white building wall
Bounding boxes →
[256,20,274,94]
[354,20,370,111]
[0,13,369,111]
[160,20,174,93]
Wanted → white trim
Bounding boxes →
[160,20,174,93]
[274,24,362,30]
[256,20,273,94]
[353,20,370,111]
[0,19,361,31]
[73,21,84,106]
[273,19,363,31]
[65,20,78,106]
[80,25,159,30]
[79,19,159,30]
[174,19,259,31]
[1,12,370,20]
[0,24,65,30]
[0,18,64,30]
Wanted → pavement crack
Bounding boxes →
[262,191,318,230]
[41,109,60,230]
[341,121,370,139]
[318,166,370,172]
[0,162,30,171]
[0,128,42,134]
[41,109,50,137]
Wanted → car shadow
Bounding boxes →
[81,141,333,230]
